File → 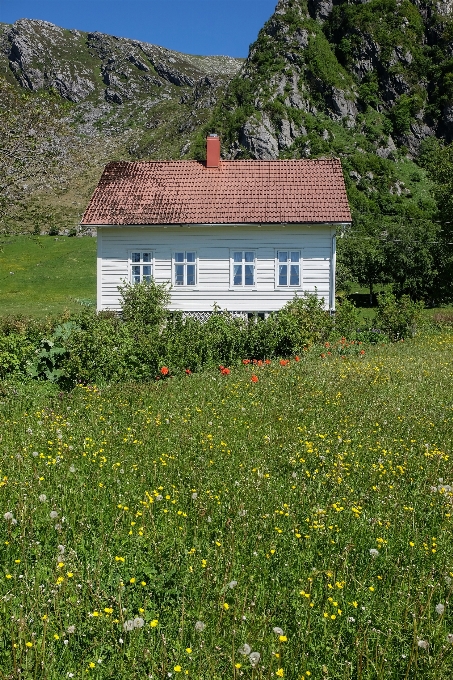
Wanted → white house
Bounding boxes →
[82,135,351,317]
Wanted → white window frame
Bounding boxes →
[275,250,302,289]
[129,251,154,284]
[172,251,197,288]
[230,249,257,289]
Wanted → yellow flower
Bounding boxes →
[174,665,182,672]
[186,648,192,654]
[42,614,48,621]
[276,669,284,677]
[352,601,358,608]
[223,602,229,610]
[369,586,375,592]
[26,641,33,648]
[67,572,74,578]
[5,574,12,579]
[141,581,147,586]
[235,663,241,668]
[130,578,136,584]
[57,562,64,568]
[150,619,159,628]
[279,635,287,642]
[54,634,59,640]
[330,614,336,620]
[89,662,95,668]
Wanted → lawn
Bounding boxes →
[1,333,453,678]
[0,235,96,317]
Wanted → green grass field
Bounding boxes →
[0,236,96,317]
[1,333,453,678]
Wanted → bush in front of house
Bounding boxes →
[0,283,426,386]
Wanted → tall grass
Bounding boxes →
[1,332,453,678]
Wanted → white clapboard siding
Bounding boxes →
[97,224,336,312]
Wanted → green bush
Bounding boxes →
[118,279,171,329]
[374,291,424,340]
[0,334,35,378]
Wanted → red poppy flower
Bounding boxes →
[160,366,169,376]
[185,369,192,374]
[251,375,259,383]
[320,353,326,358]
[220,367,231,375]
[265,359,271,365]
[242,359,250,365]
[294,356,300,362]
[360,350,365,355]
[280,359,289,366]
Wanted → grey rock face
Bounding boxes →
[326,87,358,121]
[240,114,279,159]
[6,19,95,102]
[308,0,337,21]
[154,61,195,87]
[436,0,453,15]
[376,136,397,159]
[277,118,307,150]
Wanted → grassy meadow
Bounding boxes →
[1,333,453,679]
[0,236,96,317]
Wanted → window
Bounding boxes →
[174,252,196,286]
[276,251,301,287]
[130,252,153,283]
[232,251,255,286]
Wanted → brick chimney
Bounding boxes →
[206,133,221,168]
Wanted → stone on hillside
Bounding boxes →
[240,114,279,159]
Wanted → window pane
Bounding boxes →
[245,264,254,286]
[279,264,287,286]
[233,264,242,285]
[245,251,254,263]
[143,266,152,279]
[187,264,195,286]
[186,252,196,263]
[131,252,141,263]
[143,253,151,263]
[132,265,140,276]
[175,252,184,263]
[175,264,184,285]
[233,252,242,263]
[278,251,288,263]
[290,264,300,286]
[290,251,299,262]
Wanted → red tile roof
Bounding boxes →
[82,158,351,225]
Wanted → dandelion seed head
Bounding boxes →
[369,549,379,558]
[69,465,76,473]
[4,512,14,521]
[228,580,238,589]
[66,625,75,634]
[39,494,47,502]
[191,493,197,500]
[249,651,261,666]
[195,620,205,632]
[50,511,58,519]
[238,643,251,655]
[417,639,428,649]
[133,617,145,628]
[156,495,163,501]
[435,603,445,615]
[273,627,284,636]
[32,451,39,457]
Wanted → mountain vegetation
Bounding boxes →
[1,2,453,301]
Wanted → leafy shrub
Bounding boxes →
[374,291,424,339]
[118,279,171,329]
[0,334,35,379]
[335,299,361,338]
[27,321,78,383]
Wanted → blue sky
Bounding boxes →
[0,0,278,57]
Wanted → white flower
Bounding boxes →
[447,633,453,645]
[123,619,135,632]
[63,639,69,645]
[69,465,76,473]
[249,651,261,666]
[435,603,445,615]
[272,626,284,636]
[228,580,238,589]
[133,617,145,628]
[191,493,198,500]
[195,620,206,632]
[347,617,356,623]
[119,637,124,644]
[50,511,58,519]
[58,545,65,554]
[39,494,47,502]
[4,512,14,521]
[369,549,379,558]
[238,643,251,655]
[155,495,163,501]
[417,639,428,649]
[66,625,75,634]
[32,451,39,457]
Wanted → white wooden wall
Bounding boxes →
[97,224,336,312]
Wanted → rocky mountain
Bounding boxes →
[0,18,242,232]
[203,0,453,160]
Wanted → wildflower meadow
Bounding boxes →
[1,331,453,679]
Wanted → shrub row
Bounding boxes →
[0,284,424,387]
